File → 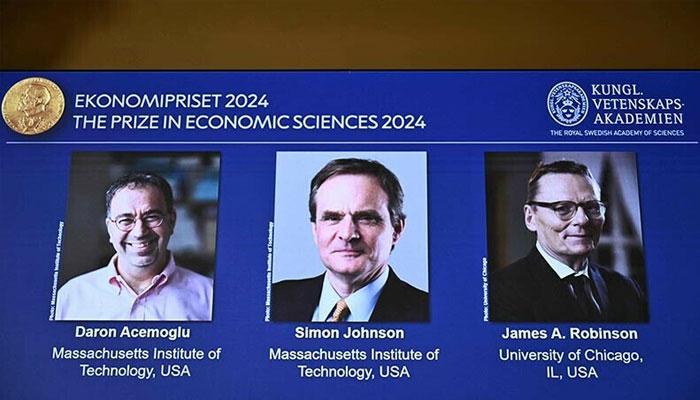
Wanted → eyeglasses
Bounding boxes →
[527,200,606,221]
[108,213,167,232]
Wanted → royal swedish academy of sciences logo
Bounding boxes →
[547,81,588,127]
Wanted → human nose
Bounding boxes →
[337,217,360,241]
[129,217,151,236]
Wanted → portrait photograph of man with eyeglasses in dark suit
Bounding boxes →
[485,152,648,323]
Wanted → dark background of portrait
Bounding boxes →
[59,152,220,288]
[485,152,647,294]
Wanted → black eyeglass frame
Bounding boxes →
[526,200,606,221]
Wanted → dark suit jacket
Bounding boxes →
[489,248,648,322]
[272,267,429,322]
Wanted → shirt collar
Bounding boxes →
[106,252,176,294]
[316,267,390,322]
[536,241,589,280]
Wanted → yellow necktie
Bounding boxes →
[331,299,350,322]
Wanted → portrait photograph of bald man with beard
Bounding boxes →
[485,152,648,323]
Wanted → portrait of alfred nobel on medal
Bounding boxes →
[16,84,52,133]
[488,157,648,323]
[272,157,428,322]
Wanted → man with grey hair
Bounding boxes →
[56,172,213,321]
[490,160,647,322]
[272,158,428,322]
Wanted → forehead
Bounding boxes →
[110,185,166,212]
[316,174,389,211]
[535,173,600,200]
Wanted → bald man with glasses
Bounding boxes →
[489,160,647,322]
[56,172,213,321]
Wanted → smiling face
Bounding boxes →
[105,185,175,274]
[524,173,604,268]
[312,174,404,286]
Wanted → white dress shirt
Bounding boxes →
[312,267,390,322]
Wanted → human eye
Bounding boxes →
[321,212,343,222]
[116,217,135,229]
[143,214,163,225]
[143,213,162,222]
[356,212,382,225]
[583,202,602,215]
[553,202,575,216]
[117,216,135,224]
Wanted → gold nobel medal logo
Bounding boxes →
[2,77,65,135]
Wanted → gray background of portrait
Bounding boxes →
[59,152,220,288]
[272,152,428,291]
[485,152,647,294]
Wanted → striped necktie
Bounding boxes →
[331,299,350,322]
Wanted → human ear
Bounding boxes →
[524,205,538,232]
[392,219,406,244]
[311,222,318,246]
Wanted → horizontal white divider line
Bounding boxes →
[7,141,699,145]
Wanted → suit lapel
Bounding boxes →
[294,274,324,321]
[525,249,585,321]
[369,268,400,322]
[588,264,610,319]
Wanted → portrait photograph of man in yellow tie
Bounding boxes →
[271,152,429,322]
